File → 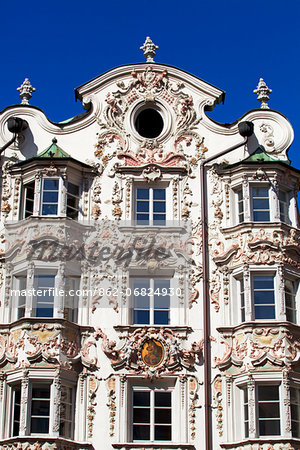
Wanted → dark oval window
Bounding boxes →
[135,108,164,138]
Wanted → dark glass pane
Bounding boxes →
[258,386,279,401]
[43,191,59,202]
[153,202,166,213]
[31,417,49,434]
[154,295,170,309]
[244,421,249,437]
[155,392,171,407]
[32,400,50,416]
[133,408,150,423]
[134,295,150,309]
[259,419,280,436]
[154,425,171,440]
[253,199,269,209]
[154,310,169,325]
[244,405,248,420]
[253,277,274,289]
[133,391,150,406]
[133,309,149,324]
[137,189,149,200]
[153,189,165,200]
[153,214,166,225]
[67,196,77,209]
[136,214,149,225]
[133,424,150,440]
[291,404,300,421]
[17,308,25,319]
[43,179,59,190]
[68,183,79,196]
[32,386,51,399]
[42,204,58,215]
[292,420,300,438]
[253,187,269,197]
[253,211,270,221]
[137,201,149,212]
[259,403,279,418]
[255,306,275,319]
[36,307,54,318]
[38,275,55,288]
[155,408,171,424]
[67,207,78,219]
[254,291,275,304]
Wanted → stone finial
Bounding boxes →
[17,78,36,105]
[253,78,272,109]
[140,36,158,63]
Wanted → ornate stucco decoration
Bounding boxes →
[0,324,97,371]
[253,77,272,109]
[213,228,300,269]
[140,36,158,63]
[17,77,36,105]
[94,66,207,175]
[95,327,203,379]
[215,326,300,372]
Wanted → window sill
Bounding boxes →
[112,444,195,449]
[0,437,93,449]
[220,437,300,449]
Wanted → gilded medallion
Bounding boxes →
[141,338,164,367]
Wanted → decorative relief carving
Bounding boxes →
[215,326,300,372]
[95,327,203,379]
[212,376,223,437]
[87,375,99,438]
[188,376,200,440]
[106,377,117,437]
[213,228,300,269]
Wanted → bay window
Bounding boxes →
[253,275,275,320]
[251,186,270,222]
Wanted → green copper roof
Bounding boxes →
[37,138,70,158]
[243,147,278,163]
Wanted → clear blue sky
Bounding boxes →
[1,1,299,168]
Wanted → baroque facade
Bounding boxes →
[0,38,299,450]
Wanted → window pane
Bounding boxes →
[137,201,149,212]
[259,403,279,418]
[155,392,171,407]
[31,400,50,416]
[43,191,59,202]
[133,408,150,423]
[32,385,51,399]
[136,214,149,225]
[259,419,280,436]
[133,424,150,440]
[254,291,275,304]
[31,418,49,434]
[154,425,171,440]
[153,202,166,213]
[253,211,270,221]
[133,310,149,324]
[253,187,269,197]
[43,179,59,190]
[153,214,166,225]
[133,391,150,406]
[155,408,171,423]
[254,276,274,290]
[154,310,169,325]
[68,183,79,196]
[137,189,149,200]
[153,189,165,200]
[42,204,58,215]
[255,306,275,319]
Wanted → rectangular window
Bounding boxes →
[258,385,280,436]
[252,186,270,222]
[279,190,290,224]
[239,278,245,322]
[253,275,275,319]
[23,181,35,218]
[135,187,166,226]
[30,384,51,434]
[60,386,74,439]
[16,276,26,319]
[243,388,249,438]
[12,384,21,436]
[237,188,244,223]
[132,279,170,325]
[64,277,80,322]
[34,275,55,318]
[285,279,297,323]
[67,182,80,219]
[41,178,59,215]
[291,387,300,438]
[132,389,172,442]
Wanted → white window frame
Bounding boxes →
[6,373,76,439]
[21,176,81,220]
[133,183,172,226]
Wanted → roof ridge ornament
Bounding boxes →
[140,36,158,63]
[253,77,272,109]
[17,78,36,105]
